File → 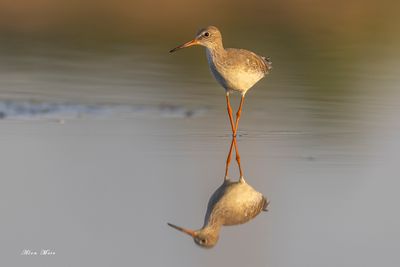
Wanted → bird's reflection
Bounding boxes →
[168,136,269,248]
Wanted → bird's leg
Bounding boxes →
[234,94,245,135]
[224,135,235,181]
[225,92,244,177]
[233,136,244,178]
[226,92,236,136]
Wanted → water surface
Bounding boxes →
[1,24,400,267]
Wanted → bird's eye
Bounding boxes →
[204,32,210,37]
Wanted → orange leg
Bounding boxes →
[234,94,245,135]
[226,92,236,136]
[225,92,245,178]
[233,136,243,177]
[224,136,235,180]
[224,136,244,180]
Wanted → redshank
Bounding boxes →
[167,178,269,248]
[167,136,269,248]
[170,26,272,136]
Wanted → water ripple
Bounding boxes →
[0,100,208,120]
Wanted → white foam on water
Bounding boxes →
[0,100,208,120]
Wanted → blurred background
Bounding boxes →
[0,0,399,266]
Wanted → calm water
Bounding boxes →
[1,32,400,266]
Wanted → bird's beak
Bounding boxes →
[169,39,200,53]
[167,222,196,237]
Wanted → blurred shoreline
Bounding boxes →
[0,0,399,43]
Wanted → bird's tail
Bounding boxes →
[261,56,272,73]
[262,197,270,212]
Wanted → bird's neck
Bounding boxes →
[205,40,225,57]
[200,223,222,235]
[203,213,224,230]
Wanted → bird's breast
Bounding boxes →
[206,50,230,90]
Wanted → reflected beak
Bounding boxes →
[167,222,196,237]
[169,39,200,53]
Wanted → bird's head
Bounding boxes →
[169,26,223,53]
[167,222,219,248]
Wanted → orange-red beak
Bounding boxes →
[167,222,196,237]
[169,39,200,53]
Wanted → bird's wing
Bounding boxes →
[226,48,271,74]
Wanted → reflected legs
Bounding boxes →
[224,135,244,180]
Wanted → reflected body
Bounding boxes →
[168,136,269,249]
[170,26,272,136]
[168,176,269,248]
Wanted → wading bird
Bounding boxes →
[170,26,272,136]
